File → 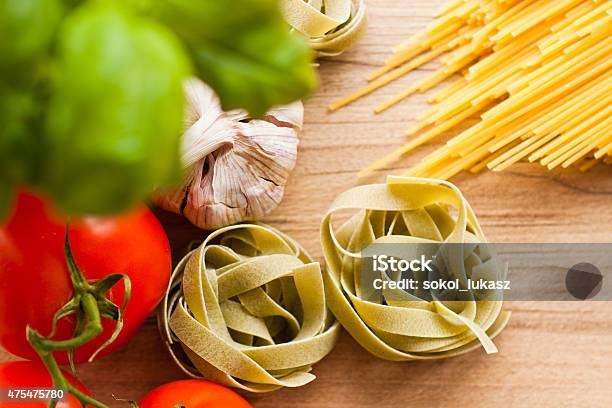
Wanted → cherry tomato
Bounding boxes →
[0,361,89,407]
[138,380,252,408]
[0,190,172,363]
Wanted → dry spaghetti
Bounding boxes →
[330,0,612,179]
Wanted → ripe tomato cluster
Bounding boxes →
[0,191,172,363]
[0,191,251,407]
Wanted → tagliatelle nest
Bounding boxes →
[321,176,510,360]
[159,223,340,393]
[281,0,367,57]
[156,79,303,230]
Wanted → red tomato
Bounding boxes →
[0,190,172,363]
[139,380,252,408]
[0,361,89,407]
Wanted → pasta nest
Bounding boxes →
[321,176,510,360]
[281,0,367,57]
[160,223,340,392]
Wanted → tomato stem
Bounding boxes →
[25,226,131,408]
[31,293,103,351]
[29,328,108,408]
[112,395,139,407]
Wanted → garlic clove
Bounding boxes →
[264,101,304,128]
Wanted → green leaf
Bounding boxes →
[0,84,41,214]
[144,0,316,117]
[44,1,192,215]
[0,0,62,212]
[0,180,14,220]
[0,0,63,78]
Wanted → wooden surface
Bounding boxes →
[2,1,612,406]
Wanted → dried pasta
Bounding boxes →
[329,0,612,179]
[159,223,340,392]
[321,176,510,359]
[281,0,367,57]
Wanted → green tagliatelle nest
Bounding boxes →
[159,223,340,392]
[321,176,510,360]
[281,0,367,57]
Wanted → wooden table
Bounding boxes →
[2,1,612,406]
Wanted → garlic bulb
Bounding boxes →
[156,79,303,230]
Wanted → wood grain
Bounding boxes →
[2,1,611,406]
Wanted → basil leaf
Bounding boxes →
[0,179,12,219]
[0,0,63,79]
[44,1,191,214]
[0,85,39,218]
[0,83,40,179]
[144,0,316,117]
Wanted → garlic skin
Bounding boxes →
[155,79,303,230]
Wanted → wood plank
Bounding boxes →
[1,1,611,406]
